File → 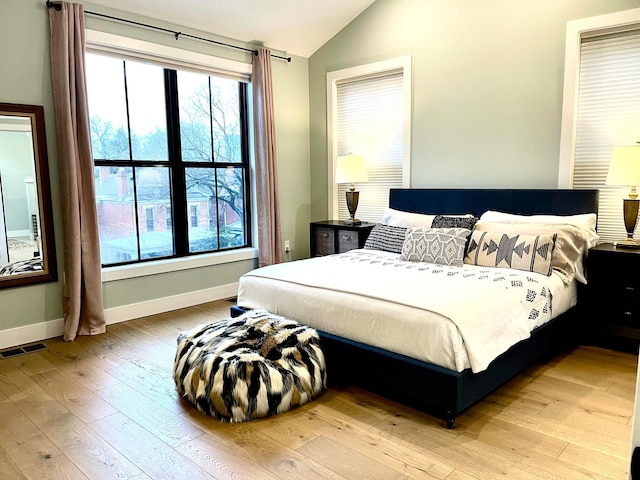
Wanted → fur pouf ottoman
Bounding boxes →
[173,309,327,422]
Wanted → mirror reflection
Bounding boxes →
[0,104,57,288]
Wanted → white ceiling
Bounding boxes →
[86,0,377,58]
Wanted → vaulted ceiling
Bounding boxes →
[86,0,377,58]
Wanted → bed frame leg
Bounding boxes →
[445,412,456,429]
[230,305,247,318]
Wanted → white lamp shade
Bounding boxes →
[606,145,640,186]
[335,154,368,184]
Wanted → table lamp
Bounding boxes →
[335,154,368,225]
[606,143,640,248]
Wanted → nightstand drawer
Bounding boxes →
[603,300,640,328]
[589,249,640,299]
[590,274,640,300]
[586,243,640,348]
[337,229,359,252]
[313,227,335,256]
[600,282,640,301]
[310,221,375,257]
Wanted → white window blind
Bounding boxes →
[573,28,640,242]
[336,70,404,223]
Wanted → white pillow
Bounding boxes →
[381,208,473,228]
[381,208,435,228]
[479,210,599,248]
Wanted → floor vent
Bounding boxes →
[0,342,47,359]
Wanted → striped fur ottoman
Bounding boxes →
[173,309,327,422]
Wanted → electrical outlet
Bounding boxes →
[284,240,291,252]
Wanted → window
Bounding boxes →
[559,9,640,243]
[190,204,199,228]
[145,207,155,232]
[165,206,172,230]
[327,57,411,222]
[86,52,250,266]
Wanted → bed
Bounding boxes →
[234,188,599,428]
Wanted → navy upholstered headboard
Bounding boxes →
[388,189,599,218]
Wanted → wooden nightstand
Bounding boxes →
[586,242,640,349]
[310,220,375,257]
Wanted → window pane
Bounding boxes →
[572,29,640,242]
[211,78,242,163]
[86,53,130,160]
[186,168,218,252]
[336,72,404,222]
[216,166,246,248]
[95,166,139,264]
[126,61,169,161]
[186,166,246,252]
[136,167,174,259]
[178,71,212,162]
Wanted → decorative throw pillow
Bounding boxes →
[431,215,478,230]
[464,230,557,276]
[364,224,407,254]
[472,220,588,283]
[479,210,598,247]
[399,227,471,266]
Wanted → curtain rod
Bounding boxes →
[45,1,292,62]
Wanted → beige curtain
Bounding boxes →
[252,49,283,267]
[49,2,106,341]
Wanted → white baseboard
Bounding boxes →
[0,318,66,351]
[0,283,238,350]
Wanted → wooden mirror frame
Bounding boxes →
[0,103,57,289]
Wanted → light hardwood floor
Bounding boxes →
[0,299,636,479]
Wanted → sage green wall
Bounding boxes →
[0,0,64,330]
[308,0,640,221]
[0,0,310,335]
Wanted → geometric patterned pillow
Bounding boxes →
[364,224,408,254]
[399,227,471,266]
[431,215,478,231]
[464,230,557,276]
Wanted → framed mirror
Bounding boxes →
[0,103,57,288]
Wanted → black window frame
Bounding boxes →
[90,55,252,268]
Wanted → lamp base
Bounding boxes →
[615,238,640,249]
[345,190,361,226]
[621,199,640,249]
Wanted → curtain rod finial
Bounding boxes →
[46,1,62,11]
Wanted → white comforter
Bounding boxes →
[239,249,556,373]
